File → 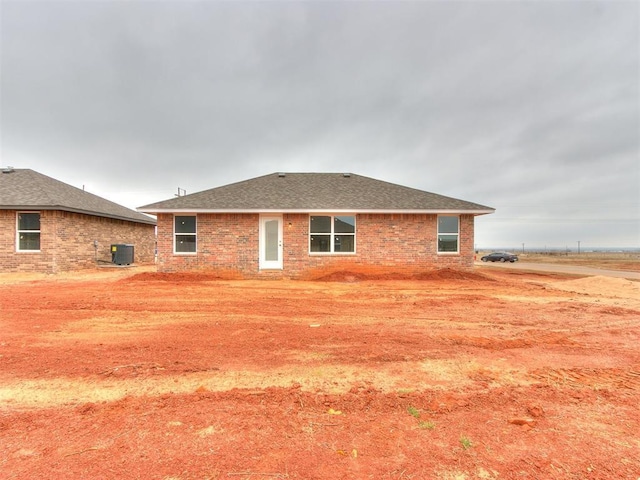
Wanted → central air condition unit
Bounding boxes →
[111,244,134,265]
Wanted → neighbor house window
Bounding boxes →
[174,215,196,253]
[17,212,41,251]
[437,216,459,253]
[310,215,355,253]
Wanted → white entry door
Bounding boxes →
[259,215,283,270]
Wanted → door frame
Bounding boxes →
[259,215,283,270]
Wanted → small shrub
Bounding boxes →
[418,421,435,430]
[407,405,420,418]
[460,436,473,450]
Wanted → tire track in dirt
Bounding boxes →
[529,366,640,392]
[443,331,572,350]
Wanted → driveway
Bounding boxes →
[475,261,640,280]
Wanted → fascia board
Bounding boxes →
[2,205,157,225]
[138,208,495,215]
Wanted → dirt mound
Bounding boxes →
[312,268,493,282]
[311,270,395,282]
[124,267,493,283]
[414,268,493,282]
[124,271,238,282]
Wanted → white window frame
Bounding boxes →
[174,214,197,255]
[437,215,459,254]
[16,211,41,252]
[309,214,356,255]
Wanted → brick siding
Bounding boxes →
[157,213,476,278]
[156,213,257,276]
[0,210,156,273]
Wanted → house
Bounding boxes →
[138,172,494,279]
[0,168,157,273]
[138,173,494,278]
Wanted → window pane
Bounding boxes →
[19,232,40,250]
[334,216,355,233]
[334,235,354,252]
[264,219,279,261]
[438,235,458,252]
[310,235,330,252]
[175,216,196,234]
[310,216,331,233]
[438,216,458,234]
[19,213,40,231]
[175,235,196,252]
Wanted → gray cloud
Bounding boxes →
[2,0,638,248]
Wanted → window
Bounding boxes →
[174,215,196,253]
[17,212,41,251]
[310,215,355,253]
[437,216,459,253]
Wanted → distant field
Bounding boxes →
[478,251,640,272]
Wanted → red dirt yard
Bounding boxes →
[1,266,639,479]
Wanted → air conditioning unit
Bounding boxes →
[111,244,134,265]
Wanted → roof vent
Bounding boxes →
[343,173,351,178]
[2,166,15,174]
[278,172,286,178]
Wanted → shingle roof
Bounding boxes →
[0,168,156,225]
[138,172,494,214]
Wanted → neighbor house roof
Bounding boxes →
[0,168,156,225]
[138,172,494,215]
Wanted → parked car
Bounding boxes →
[481,252,519,263]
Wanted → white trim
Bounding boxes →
[139,208,494,215]
[2,206,156,225]
[259,215,283,270]
[173,214,197,255]
[437,215,460,255]
[16,211,41,252]
[309,214,356,255]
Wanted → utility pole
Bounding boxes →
[522,243,525,254]
[577,241,580,254]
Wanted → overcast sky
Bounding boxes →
[1,1,638,250]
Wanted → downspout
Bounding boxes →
[51,210,58,274]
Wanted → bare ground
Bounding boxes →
[1,266,639,479]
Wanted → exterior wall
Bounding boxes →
[0,209,156,273]
[285,213,475,278]
[156,213,258,275]
[156,212,477,278]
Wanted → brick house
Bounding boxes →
[138,172,494,279]
[0,168,156,273]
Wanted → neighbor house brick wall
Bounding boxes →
[156,212,477,278]
[0,210,156,273]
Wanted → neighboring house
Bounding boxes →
[138,172,494,278]
[0,168,156,273]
